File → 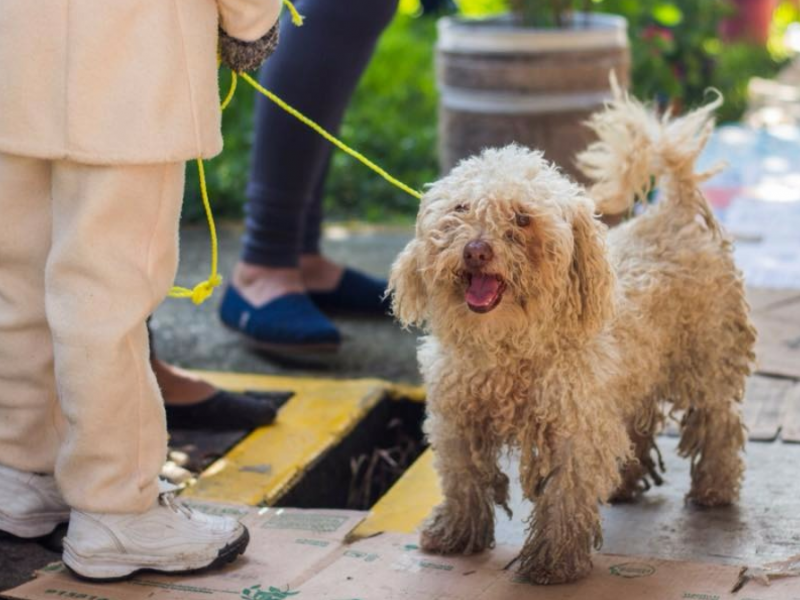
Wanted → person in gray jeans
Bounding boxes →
[219,0,399,354]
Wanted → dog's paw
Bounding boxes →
[518,551,593,585]
[608,485,640,504]
[609,479,649,504]
[517,536,594,585]
[687,467,741,507]
[686,487,737,507]
[419,504,494,556]
[520,561,592,585]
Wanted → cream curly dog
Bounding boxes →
[388,90,756,585]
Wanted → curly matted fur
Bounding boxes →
[388,87,756,585]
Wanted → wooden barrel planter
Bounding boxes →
[437,13,630,183]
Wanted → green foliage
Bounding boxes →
[711,42,783,122]
[468,0,787,120]
[769,0,800,58]
[593,0,786,120]
[508,0,594,27]
[457,0,505,16]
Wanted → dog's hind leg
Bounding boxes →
[678,393,747,506]
[419,413,508,556]
[675,306,754,506]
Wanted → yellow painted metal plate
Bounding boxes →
[385,383,426,404]
[183,371,393,506]
[350,448,441,539]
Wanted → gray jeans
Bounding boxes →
[242,0,399,267]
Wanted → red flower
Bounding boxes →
[642,25,674,43]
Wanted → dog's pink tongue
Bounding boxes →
[466,274,501,307]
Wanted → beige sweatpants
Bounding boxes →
[0,152,184,513]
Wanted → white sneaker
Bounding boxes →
[62,482,249,580]
[0,463,70,538]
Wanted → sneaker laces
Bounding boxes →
[157,479,194,519]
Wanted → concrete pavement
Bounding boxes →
[151,224,420,383]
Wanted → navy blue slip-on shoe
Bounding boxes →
[219,286,341,353]
[308,268,390,317]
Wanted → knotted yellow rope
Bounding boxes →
[169,3,421,305]
[167,158,223,305]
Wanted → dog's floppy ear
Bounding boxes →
[388,238,428,328]
[567,201,616,333]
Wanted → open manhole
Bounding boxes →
[276,393,427,510]
[168,388,427,511]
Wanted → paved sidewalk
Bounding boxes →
[151,224,421,383]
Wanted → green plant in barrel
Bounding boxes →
[507,0,594,27]
[594,0,786,119]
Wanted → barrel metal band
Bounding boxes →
[437,14,628,54]
[439,87,613,115]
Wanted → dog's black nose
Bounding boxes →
[463,239,493,269]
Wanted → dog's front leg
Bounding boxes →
[517,420,628,584]
[420,413,508,556]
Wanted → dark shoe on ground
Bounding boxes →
[220,286,341,353]
[165,390,290,431]
[308,268,390,316]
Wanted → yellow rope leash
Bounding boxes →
[281,0,305,26]
[220,68,238,111]
[167,158,223,305]
[166,67,238,304]
[239,71,423,201]
[169,0,421,305]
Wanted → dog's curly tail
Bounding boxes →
[577,74,724,230]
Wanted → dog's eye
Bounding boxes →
[515,213,531,227]
[454,204,469,213]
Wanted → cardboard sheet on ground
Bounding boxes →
[4,503,799,600]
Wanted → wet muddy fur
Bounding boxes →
[389,88,756,585]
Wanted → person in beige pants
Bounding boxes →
[0,0,280,581]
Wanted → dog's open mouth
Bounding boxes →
[463,272,506,313]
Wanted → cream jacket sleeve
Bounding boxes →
[0,0,282,165]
